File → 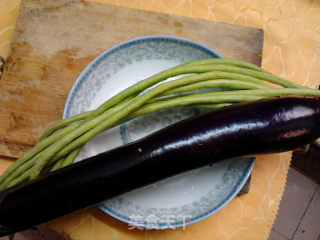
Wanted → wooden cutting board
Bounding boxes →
[0,0,264,159]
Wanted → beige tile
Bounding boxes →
[273,167,317,239]
[268,229,288,240]
[293,186,320,240]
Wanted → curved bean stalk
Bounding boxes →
[0,58,318,190]
[4,87,319,189]
[32,64,311,178]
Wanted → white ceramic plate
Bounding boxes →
[63,36,255,229]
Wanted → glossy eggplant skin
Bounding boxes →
[0,97,320,235]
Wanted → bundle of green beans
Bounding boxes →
[0,58,319,190]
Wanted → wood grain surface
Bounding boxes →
[0,0,263,159]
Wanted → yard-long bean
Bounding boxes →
[0,58,318,190]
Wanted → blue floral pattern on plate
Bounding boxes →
[63,36,255,229]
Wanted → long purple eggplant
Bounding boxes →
[1,97,320,236]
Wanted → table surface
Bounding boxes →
[0,1,319,240]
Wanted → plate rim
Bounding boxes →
[63,35,254,229]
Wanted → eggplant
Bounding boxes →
[0,96,320,236]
